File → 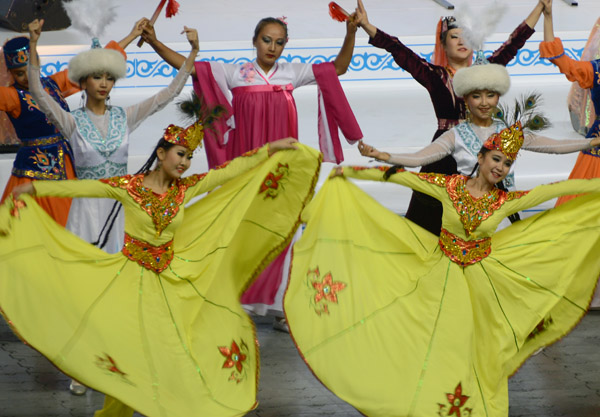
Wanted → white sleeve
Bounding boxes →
[27,64,77,138]
[386,130,456,166]
[125,64,191,133]
[291,63,316,88]
[523,133,592,154]
[213,62,238,87]
[208,61,234,102]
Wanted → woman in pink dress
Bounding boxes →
[141,15,362,167]
[141,14,363,322]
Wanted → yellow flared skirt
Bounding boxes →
[284,178,600,417]
[0,145,321,417]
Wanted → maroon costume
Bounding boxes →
[368,22,534,234]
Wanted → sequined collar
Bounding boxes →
[446,175,527,235]
[100,173,204,237]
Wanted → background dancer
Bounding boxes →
[355,0,546,235]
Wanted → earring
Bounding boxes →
[465,107,472,123]
[79,91,86,108]
[106,95,111,107]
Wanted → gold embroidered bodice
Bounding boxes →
[343,167,600,264]
[101,174,204,238]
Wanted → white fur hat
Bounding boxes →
[68,47,127,84]
[452,63,510,98]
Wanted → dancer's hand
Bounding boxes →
[12,183,34,199]
[358,141,390,161]
[28,19,44,43]
[268,138,299,156]
[540,0,552,16]
[590,136,600,147]
[130,18,150,38]
[118,17,150,49]
[141,22,158,45]
[182,26,199,51]
[355,0,377,38]
[346,12,359,35]
[355,0,369,27]
[331,166,345,177]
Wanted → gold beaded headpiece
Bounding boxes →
[162,122,204,151]
[482,121,524,161]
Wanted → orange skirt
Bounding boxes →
[1,154,76,227]
[555,152,600,206]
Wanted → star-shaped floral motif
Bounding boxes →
[259,163,289,199]
[313,272,346,304]
[260,171,283,193]
[446,382,469,416]
[96,353,127,377]
[219,340,247,373]
[9,196,27,219]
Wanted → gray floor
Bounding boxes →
[1,313,599,417]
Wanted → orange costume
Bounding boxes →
[0,39,124,226]
[539,37,598,206]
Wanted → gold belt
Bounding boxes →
[122,233,174,273]
[438,228,491,266]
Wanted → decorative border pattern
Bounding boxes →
[39,42,586,86]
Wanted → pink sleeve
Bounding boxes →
[312,62,363,163]
[192,61,234,168]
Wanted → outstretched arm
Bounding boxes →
[15,179,123,201]
[358,0,437,86]
[525,0,545,29]
[118,18,149,50]
[487,1,539,65]
[142,22,193,76]
[27,19,76,137]
[185,138,299,199]
[357,131,455,167]
[504,178,600,214]
[339,165,448,201]
[355,0,376,38]
[523,132,598,154]
[542,0,554,42]
[538,0,593,89]
[333,9,358,75]
[125,26,199,133]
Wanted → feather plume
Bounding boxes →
[454,1,508,51]
[176,91,226,134]
[62,0,118,40]
[493,92,551,133]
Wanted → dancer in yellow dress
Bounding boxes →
[284,120,600,417]
[0,123,321,417]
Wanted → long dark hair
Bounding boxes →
[92,138,176,249]
[383,165,404,181]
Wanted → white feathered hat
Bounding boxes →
[68,41,127,83]
[451,1,510,98]
[63,0,127,83]
[452,62,510,97]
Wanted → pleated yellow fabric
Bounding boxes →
[285,168,600,417]
[0,144,321,417]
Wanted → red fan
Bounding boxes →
[329,2,350,22]
[165,0,180,18]
[137,0,181,47]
